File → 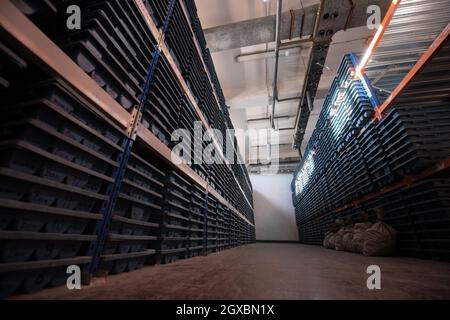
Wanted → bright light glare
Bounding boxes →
[295,153,315,195]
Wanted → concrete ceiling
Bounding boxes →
[196,0,319,29]
[195,0,380,171]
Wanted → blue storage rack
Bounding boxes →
[293,47,450,261]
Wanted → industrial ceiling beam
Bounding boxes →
[204,0,390,52]
[205,5,318,52]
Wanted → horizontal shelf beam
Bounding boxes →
[0,256,91,273]
[0,231,96,241]
[335,157,450,214]
[108,234,158,241]
[0,199,102,221]
[101,249,156,262]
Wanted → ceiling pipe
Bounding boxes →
[278,127,296,131]
[271,0,283,129]
[289,9,295,40]
[344,0,355,31]
[235,38,312,62]
[247,115,293,122]
[300,8,306,38]
[236,39,313,104]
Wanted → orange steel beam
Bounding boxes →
[335,156,450,213]
[372,22,450,120]
[356,0,401,79]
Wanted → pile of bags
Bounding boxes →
[323,211,397,256]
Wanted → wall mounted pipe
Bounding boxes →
[271,0,283,129]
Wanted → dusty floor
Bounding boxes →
[11,243,450,300]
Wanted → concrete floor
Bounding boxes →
[12,243,450,300]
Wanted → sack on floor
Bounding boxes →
[362,222,397,256]
[328,231,341,249]
[323,231,334,248]
[334,227,347,251]
[342,226,355,252]
[325,219,345,249]
[352,222,373,253]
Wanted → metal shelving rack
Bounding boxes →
[153,0,254,214]
[292,22,450,259]
[0,0,255,297]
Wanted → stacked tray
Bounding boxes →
[27,0,159,111]
[231,210,239,247]
[0,78,125,298]
[358,121,393,188]
[215,203,228,251]
[188,184,206,257]
[148,0,255,223]
[0,40,29,93]
[378,104,450,178]
[205,195,218,254]
[199,76,219,127]
[178,96,209,180]
[165,0,206,104]
[144,0,171,28]
[293,53,380,225]
[191,16,207,57]
[203,48,225,108]
[143,54,183,147]
[297,211,334,246]
[158,171,191,264]
[298,174,450,262]
[100,148,165,275]
[184,0,198,24]
[396,178,450,261]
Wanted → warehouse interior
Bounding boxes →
[0,0,450,300]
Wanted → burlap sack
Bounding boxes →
[342,226,355,252]
[325,219,345,249]
[334,227,346,251]
[323,231,333,248]
[328,232,339,249]
[362,221,397,256]
[352,222,373,253]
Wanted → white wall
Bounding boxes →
[251,174,298,241]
